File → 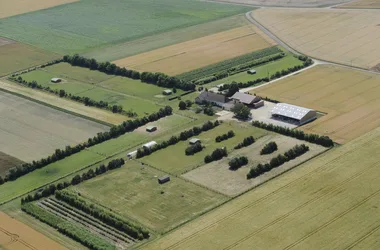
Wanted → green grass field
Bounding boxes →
[141,122,268,175]
[70,161,227,233]
[0,0,251,55]
[84,15,249,62]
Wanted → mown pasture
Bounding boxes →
[0,0,251,54]
[183,134,326,196]
[252,8,380,69]
[113,24,273,76]
[0,40,59,77]
[141,122,268,175]
[70,161,227,233]
[141,125,380,250]
[252,64,380,144]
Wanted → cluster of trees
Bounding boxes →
[252,121,334,147]
[21,159,125,204]
[10,76,136,117]
[136,120,220,158]
[231,103,251,120]
[1,107,172,185]
[185,143,204,156]
[234,136,255,149]
[228,156,248,170]
[22,203,115,250]
[215,130,235,142]
[178,100,193,110]
[63,55,195,91]
[247,144,309,179]
[260,141,278,155]
[55,190,149,240]
[204,147,228,163]
[203,106,215,116]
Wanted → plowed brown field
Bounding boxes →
[113,25,275,76]
[251,64,380,144]
[0,212,67,250]
[252,8,380,69]
[338,0,380,9]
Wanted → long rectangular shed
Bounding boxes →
[271,103,316,125]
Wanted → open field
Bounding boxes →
[183,134,326,196]
[113,24,273,76]
[0,152,23,176]
[71,161,227,233]
[0,0,78,19]
[84,15,251,62]
[0,80,127,125]
[209,0,351,7]
[337,0,380,9]
[141,124,380,250]
[252,64,380,144]
[0,0,250,54]
[252,8,380,69]
[0,212,67,250]
[141,121,268,175]
[0,91,108,162]
[0,41,59,77]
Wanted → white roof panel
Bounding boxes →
[271,103,314,120]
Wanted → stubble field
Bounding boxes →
[141,125,380,250]
[337,0,380,9]
[252,8,380,69]
[113,24,274,76]
[252,64,380,144]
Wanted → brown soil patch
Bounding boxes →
[113,25,274,76]
[0,37,14,47]
[0,0,78,19]
[253,8,380,69]
[337,0,380,9]
[0,152,23,176]
[0,212,67,250]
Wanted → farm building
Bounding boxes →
[271,103,317,125]
[253,100,264,109]
[163,89,172,95]
[146,126,157,132]
[247,69,256,74]
[51,78,62,83]
[127,150,137,158]
[143,141,157,148]
[231,92,262,106]
[195,91,227,104]
[189,138,201,145]
[158,175,170,184]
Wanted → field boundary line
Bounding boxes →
[344,223,380,249]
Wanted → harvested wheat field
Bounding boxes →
[338,0,380,9]
[114,25,275,76]
[142,126,380,250]
[252,8,380,69]
[252,64,380,144]
[211,0,351,7]
[0,212,67,250]
[0,0,78,19]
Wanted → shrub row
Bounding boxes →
[22,203,115,250]
[234,136,255,150]
[252,121,334,147]
[63,55,195,91]
[21,159,125,204]
[55,190,149,240]
[247,144,309,179]
[260,141,278,155]
[136,120,220,158]
[204,147,228,163]
[185,143,204,156]
[215,130,235,143]
[1,107,172,185]
[229,156,248,170]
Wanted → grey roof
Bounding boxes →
[196,91,226,103]
[189,138,201,143]
[271,103,314,120]
[231,92,260,104]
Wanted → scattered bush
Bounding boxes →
[260,141,278,155]
[203,106,215,116]
[215,130,235,142]
[229,156,248,170]
[185,143,204,156]
[204,147,228,163]
[234,136,255,149]
[179,101,187,110]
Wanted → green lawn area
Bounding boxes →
[0,0,251,54]
[141,122,268,175]
[208,54,303,86]
[0,150,104,204]
[70,161,227,233]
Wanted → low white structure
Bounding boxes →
[247,69,256,74]
[271,103,316,125]
[143,141,157,148]
[51,78,62,83]
[189,138,201,145]
[127,150,137,158]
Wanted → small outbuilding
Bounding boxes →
[127,150,137,159]
[51,78,62,83]
[146,126,157,132]
[189,138,201,145]
[253,100,264,109]
[143,141,157,148]
[158,175,170,184]
[163,89,172,95]
[231,92,261,105]
[247,69,256,75]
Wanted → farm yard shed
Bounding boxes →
[163,89,172,95]
[51,78,61,83]
[195,91,227,104]
[231,92,261,105]
[247,69,256,74]
[143,141,157,148]
[158,175,170,184]
[146,126,157,132]
[189,138,201,145]
[127,150,137,158]
[271,103,316,125]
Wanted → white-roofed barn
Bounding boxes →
[271,103,316,125]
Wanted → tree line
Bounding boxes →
[260,141,278,155]
[215,130,235,143]
[247,144,309,179]
[185,143,204,156]
[252,121,334,147]
[229,156,248,170]
[204,147,228,163]
[63,55,195,91]
[136,120,220,158]
[1,107,172,184]
[234,136,255,149]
